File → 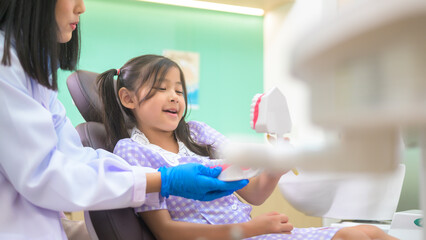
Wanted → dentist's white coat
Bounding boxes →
[0,32,159,239]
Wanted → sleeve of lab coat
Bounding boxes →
[0,53,154,212]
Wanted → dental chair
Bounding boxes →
[66,70,156,240]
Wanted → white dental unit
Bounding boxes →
[220,0,426,239]
[290,1,426,238]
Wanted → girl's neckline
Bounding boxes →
[131,127,186,155]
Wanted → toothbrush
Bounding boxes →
[250,87,299,175]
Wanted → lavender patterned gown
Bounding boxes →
[114,121,341,240]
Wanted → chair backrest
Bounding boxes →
[67,70,156,240]
[67,70,103,123]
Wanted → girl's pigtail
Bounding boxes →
[97,69,129,151]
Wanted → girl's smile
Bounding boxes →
[163,107,179,117]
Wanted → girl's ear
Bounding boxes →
[118,87,136,109]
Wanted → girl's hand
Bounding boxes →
[266,134,297,176]
[244,212,293,236]
[265,134,290,145]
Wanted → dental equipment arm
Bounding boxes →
[221,128,401,173]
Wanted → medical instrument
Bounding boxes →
[389,210,423,239]
[250,87,298,175]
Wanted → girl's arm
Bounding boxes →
[236,171,286,206]
[140,209,292,240]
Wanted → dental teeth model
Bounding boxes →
[250,87,292,139]
[250,87,298,175]
[214,87,296,181]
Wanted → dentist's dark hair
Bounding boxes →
[0,0,81,90]
[98,54,214,157]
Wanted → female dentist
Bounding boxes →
[0,0,248,239]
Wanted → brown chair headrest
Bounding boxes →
[66,70,103,123]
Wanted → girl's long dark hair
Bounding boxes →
[98,55,214,157]
[0,0,80,90]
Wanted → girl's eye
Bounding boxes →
[154,87,166,91]
[176,90,183,95]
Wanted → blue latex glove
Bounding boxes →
[158,163,249,201]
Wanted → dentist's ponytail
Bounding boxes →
[97,69,131,151]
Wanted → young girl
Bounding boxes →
[98,54,399,240]
[0,0,246,238]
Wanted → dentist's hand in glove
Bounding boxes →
[159,162,249,201]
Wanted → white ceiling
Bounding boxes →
[195,0,294,11]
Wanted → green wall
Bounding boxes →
[398,147,420,211]
[58,0,264,138]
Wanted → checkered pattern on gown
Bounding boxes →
[245,227,340,240]
[114,121,341,239]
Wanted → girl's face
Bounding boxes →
[55,0,86,43]
[134,66,186,135]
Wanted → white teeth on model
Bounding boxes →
[252,95,261,105]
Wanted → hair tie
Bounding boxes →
[116,68,121,76]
